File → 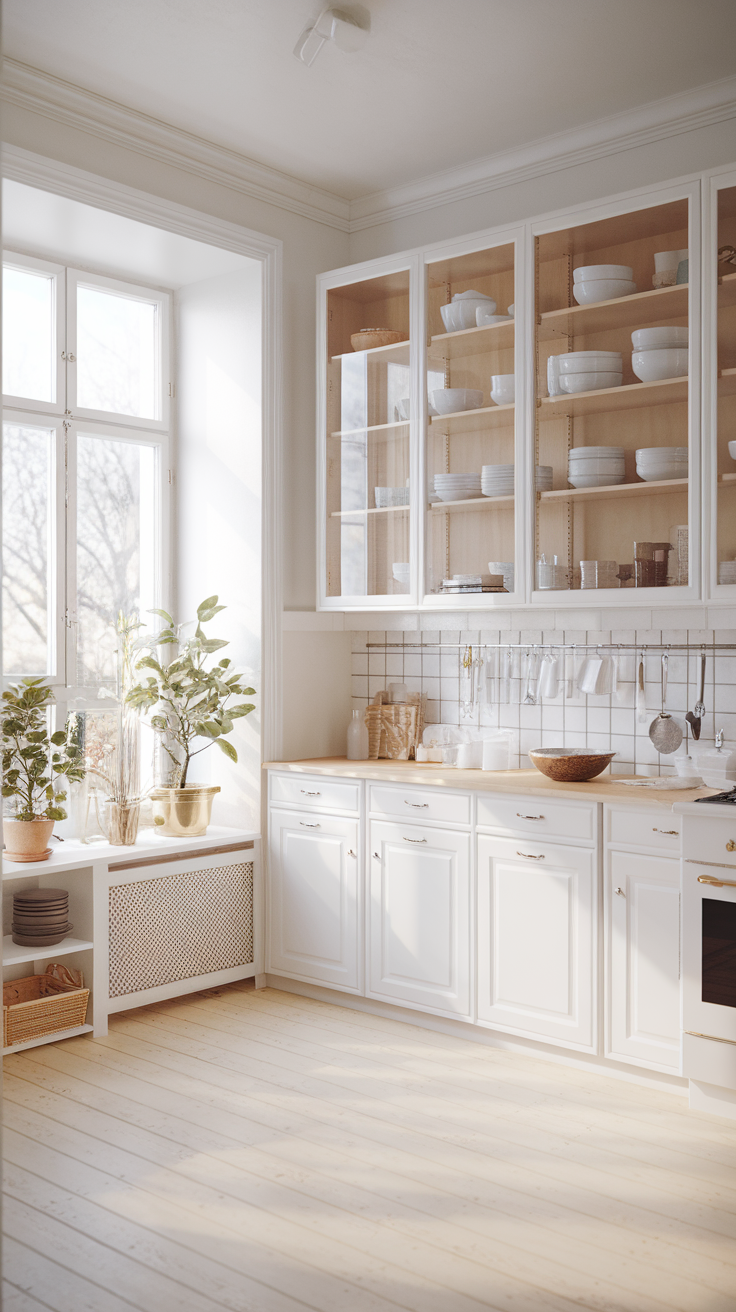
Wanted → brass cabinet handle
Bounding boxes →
[403,836,428,844]
[615,886,625,896]
[405,801,429,808]
[299,821,320,828]
[727,840,736,852]
[517,851,545,860]
[698,874,736,889]
[517,813,544,820]
[652,828,678,836]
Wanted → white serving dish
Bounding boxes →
[558,350,622,372]
[440,292,495,332]
[631,347,688,382]
[559,370,623,394]
[572,279,637,305]
[490,373,515,405]
[573,264,634,282]
[631,326,688,350]
[568,473,627,488]
[476,309,512,327]
[431,388,484,414]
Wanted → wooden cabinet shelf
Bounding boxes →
[331,339,410,364]
[2,933,93,966]
[538,283,688,340]
[430,403,514,430]
[430,494,514,512]
[430,319,515,357]
[540,375,688,417]
[718,473,736,484]
[330,504,409,519]
[330,419,409,438]
[540,477,688,504]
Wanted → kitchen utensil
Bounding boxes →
[637,655,647,722]
[649,654,683,754]
[523,651,538,705]
[539,651,560,699]
[528,748,615,782]
[579,655,603,695]
[694,651,706,722]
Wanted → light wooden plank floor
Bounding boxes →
[3,983,736,1312]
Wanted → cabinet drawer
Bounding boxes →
[476,794,596,844]
[270,773,361,814]
[682,813,736,867]
[606,807,680,854]
[369,784,470,827]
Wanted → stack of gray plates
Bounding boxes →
[12,887,72,947]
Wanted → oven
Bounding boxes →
[681,806,736,1092]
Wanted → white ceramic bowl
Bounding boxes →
[507,304,515,317]
[431,388,484,414]
[654,249,687,272]
[631,347,688,382]
[453,289,494,302]
[440,295,495,332]
[569,459,625,475]
[572,279,637,305]
[490,373,515,405]
[476,309,512,327]
[573,264,634,282]
[637,466,687,482]
[559,370,622,394]
[569,446,625,459]
[568,473,627,488]
[729,441,736,461]
[631,326,688,350]
[636,447,688,461]
[558,351,622,372]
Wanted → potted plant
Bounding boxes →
[1,679,86,862]
[126,596,255,836]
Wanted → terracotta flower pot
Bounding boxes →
[3,817,55,863]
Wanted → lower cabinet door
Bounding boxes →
[607,850,680,1070]
[268,808,360,991]
[369,821,471,1017]
[477,835,596,1050]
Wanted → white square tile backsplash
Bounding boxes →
[350,626,736,773]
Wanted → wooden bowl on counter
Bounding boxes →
[350,328,405,352]
[528,748,615,782]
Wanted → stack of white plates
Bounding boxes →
[718,560,736,585]
[580,560,619,589]
[631,327,688,382]
[481,464,552,495]
[433,472,482,502]
[636,447,688,481]
[568,446,625,488]
[375,486,410,508]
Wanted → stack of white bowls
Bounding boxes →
[635,447,688,482]
[718,560,736,585]
[481,465,552,496]
[631,326,688,382]
[580,560,619,589]
[433,472,482,502]
[572,264,637,305]
[489,561,514,591]
[440,291,496,333]
[375,486,409,508]
[490,373,514,405]
[568,446,625,488]
[548,351,623,395]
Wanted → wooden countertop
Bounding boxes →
[263,758,718,809]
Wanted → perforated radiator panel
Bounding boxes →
[109,860,254,998]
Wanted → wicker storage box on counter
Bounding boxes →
[3,963,89,1048]
[364,691,427,760]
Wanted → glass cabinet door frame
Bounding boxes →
[704,165,736,602]
[317,251,422,611]
[418,224,530,608]
[530,177,702,608]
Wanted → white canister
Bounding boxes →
[388,682,408,704]
[456,741,483,769]
[482,736,513,771]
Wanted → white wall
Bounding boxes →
[176,265,262,827]
[281,629,353,761]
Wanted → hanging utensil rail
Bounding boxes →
[365,641,736,652]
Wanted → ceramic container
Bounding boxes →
[528,748,615,781]
[476,309,512,327]
[729,440,736,461]
[631,326,688,350]
[490,373,515,405]
[431,388,484,414]
[440,291,495,332]
[572,278,637,304]
[631,347,688,382]
[573,263,634,282]
[559,370,623,394]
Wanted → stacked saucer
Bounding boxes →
[12,887,72,947]
[635,447,688,482]
[481,464,553,496]
[568,446,625,488]
[433,473,482,502]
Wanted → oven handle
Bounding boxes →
[697,874,736,889]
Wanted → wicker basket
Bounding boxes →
[3,963,89,1048]
[364,692,427,760]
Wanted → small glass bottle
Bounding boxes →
[347,709,369,760]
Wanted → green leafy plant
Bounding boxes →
[126,596,256,787]
[1,679,86,821]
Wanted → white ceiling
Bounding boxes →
[5,0,736,201]
[2,180,255,287]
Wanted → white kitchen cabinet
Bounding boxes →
[368,819,471,1017]
[606,849,680,1071]
[268,807,360,991]
[477,834,596,1050]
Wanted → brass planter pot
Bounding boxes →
[150,785,220,837]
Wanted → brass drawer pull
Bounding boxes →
[403,836,428,844]
[517,851,545,860]
[727,840,736,852]
[652,828,678,836]
[517,813,544,820]
[698,874,736,889]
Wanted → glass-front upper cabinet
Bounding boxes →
[712,175,736,592]
[319,260,415,606]
[424,236,520,603]
[534,189,698,599]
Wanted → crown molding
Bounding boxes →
[1,58,351,233]
[349,75,736,231]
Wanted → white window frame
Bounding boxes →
[66,267,170,431]
[2,252,66,415]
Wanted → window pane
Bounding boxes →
[76,434,157,686]
[77,285,158,419]
[2,422,53,675]
[3,265,55,402]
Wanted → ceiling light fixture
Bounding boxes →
[293,7,368,66]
